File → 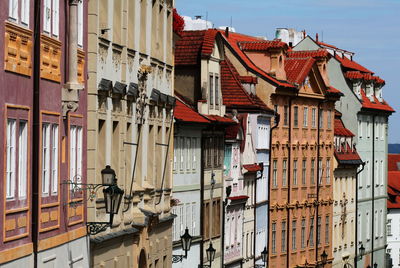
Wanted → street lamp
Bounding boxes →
[172,228,193,263]
[320,250,328,268]
[255,247,268,268]
[373,263,377,268]
[200,242,216,267]
[101,165,116,185]
[359,244,366,260]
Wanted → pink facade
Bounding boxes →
[0,0,87,264]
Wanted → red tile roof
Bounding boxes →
[345,71,364,80]
[327,86,343,95]
[287,49,330,59]
[239,40,288,51]
[334,118,355,137]
[229,195,249,201]
[360,89,394,112]
[239,76,258,84]
[225,124,241,140]
[334,144,362,163]
[388,154,400,171]
[335,55,373,74]
[317,41,338,49]
[204,114,237,124]
[284,57,315,85]
[175,29,219,66]
[243,164,263,173]
[219,30,296,89]
[174,98,210,124]
[388,171,400,209]
[220,59,273,112]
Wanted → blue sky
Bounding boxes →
[176,0,400,143]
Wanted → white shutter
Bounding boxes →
[51,125,59,194]
[9,0,18,21]
[6,120,16,199]
[78,0,83,46]
[21,0,30,25]
[70,126,77,185]
[52,0,59,36]
[18,121,28,198]
[42,124,51,195]
[77,127,83,183]
[43,0,51,33]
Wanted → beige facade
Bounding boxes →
[87,0,175,267]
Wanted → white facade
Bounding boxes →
[387,209,400,267]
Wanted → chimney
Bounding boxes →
[195,15,202,20]
[225,27,229,38]
[316,33,319,42]
[303,30,306,38]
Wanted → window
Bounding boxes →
[272,223,276,254]
[70,125,83,186]
[319,109,323,128]
[273,160,277,187]
[294,106,298,127]
[311,159,315,184]
[310,217,314,246]
[284,105,289,126]
[301,219,306,248]
[326,158,331,184]
[215,76,219,106]
[327,110,332,129]
[293,160,298,185]
[303,107,308,127]
[325,216,329,244]
[367,120,371,138]
[203,136,223,169]
[281,221,286,252]
[9,0,30,26]
[77,0,84,46]
[41,123,60,195]
[358,120,362,139]
[191,138,197,170]
[44,0,59,36]
[186,138,191,171]
[282,159,287,186]
[173,137,178,171]
[302,159,306,185]
[387,220,392,236]
[317,216,321,245]
[18,121,28,198]
[318,158,323,184]
[208,73,220,109]
[6,120,17,199]
[292,220,297,250]
[312,108,316,128]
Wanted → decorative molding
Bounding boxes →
[77,48,85,83]
[40,34,62,82]
[4,21,33,76]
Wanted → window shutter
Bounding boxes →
[21,0,30,25]
[9,0,18,20]
[52,0,59,36]
[78,1,83,46]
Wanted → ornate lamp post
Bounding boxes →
[320,250,328,268]
[255,247,268,268]
[172,228,193,263]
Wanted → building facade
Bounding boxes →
[0,0,89,267]
[171,97,210,268]
[332,112,363,268]
[295,36,394,268]
[87,0,176,267]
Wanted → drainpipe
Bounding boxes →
[253,160,263,267]
[32,0,41,266]
[200,135,205,267]
[267,111,280,267]
[371,115,376,267]
[355,161,366,268]
[286,97,293,268]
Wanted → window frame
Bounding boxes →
[303,107,308,127]
[293,106,298,127]
[43,0,59,37]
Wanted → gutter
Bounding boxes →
[32,0,42,266]
[355,161,366,268]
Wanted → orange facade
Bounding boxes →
[269,64,338,268]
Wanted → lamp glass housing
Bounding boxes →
[103,185,124,215]
[374,263,378,268]
[261,246,268,263]
[101,165,116,186]
[181,227,193,252]
[359,244,365,256]
[206,243,216,262]
[321,250,328,264]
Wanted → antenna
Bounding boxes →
[230,16,232,29]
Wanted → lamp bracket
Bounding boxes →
[62,179,104,201]
[172,255,185,263]
[86,222,110,235]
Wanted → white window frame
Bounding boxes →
[293,159,298,185]
[292,220,297,250]
[282,159,287,186]
[8,0,18,21]
[301,219,306,248]
[173,136,178,171]
[271,223,276,254]
[77,0,84,46]
[42,123,51,195]
[191,138,197,170]
[6,119,17,199]
[18,121,28,199]
[51,124,59,194]
[70,125,83,185]
[43,0,59,37]
[302,159,306,185]
[273,160,277,187]
[312,108,316,128]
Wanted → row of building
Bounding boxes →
[0,1,394,268]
